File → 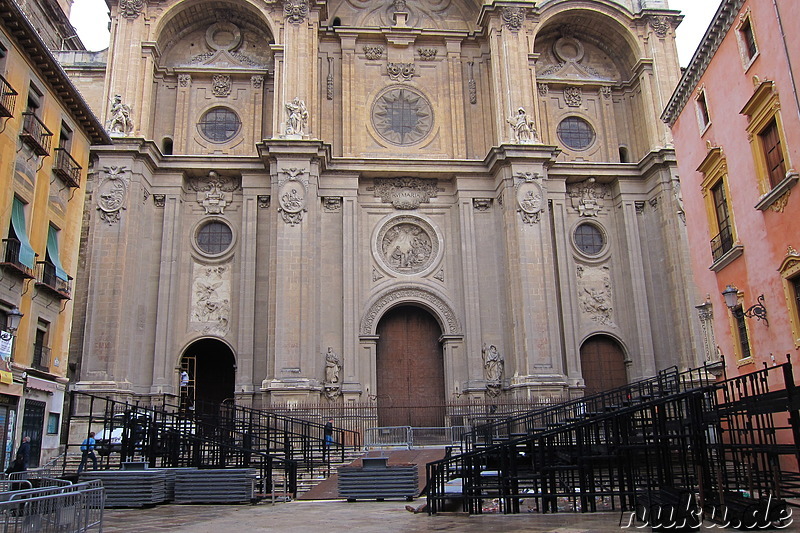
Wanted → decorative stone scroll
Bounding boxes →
[649,16,670,38]
[190,263,231,335]
[371,177,440,210]
[188,171,239,215]
[212,75,231,97]
[284,0,308,24]
[501,6,525,32]
[418,48,437,61]
[568,178,607,217]
[376,215,438,275]
[97,166,129,225]
[360,285,461,336]
[278,168,308,226]
[387,62,415,82]
[178,74,192,87]
[322,197,342,212]
[576,265,613,326]
[515,174,544,225]
[119,0,144,19]
[473,198,492,211]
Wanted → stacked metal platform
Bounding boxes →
[173,469,257,503]
[81,470,167,507]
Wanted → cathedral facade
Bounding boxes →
[64,0,703,426]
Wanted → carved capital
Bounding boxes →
[284,0,308,24]
[501,6,525,32]
[119,0,144,19]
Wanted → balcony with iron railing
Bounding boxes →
[53,147,82,188]
[20,112,53,156]
[0,238,35,278]
[31,343,51,372]
[710,225,734,262]
[0,75,17,118]
[35,261,72,299]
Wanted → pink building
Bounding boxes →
[663,0,800,378]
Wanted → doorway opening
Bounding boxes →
[179,338,236,414]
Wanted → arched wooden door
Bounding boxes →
[376,306,445,427]
[580,336,628,396]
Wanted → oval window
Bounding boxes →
[198,107,241,143]
[574,223,605,255]
[557,116,595,151]
[196,221,233,255]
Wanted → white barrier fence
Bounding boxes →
[0,480,105,532]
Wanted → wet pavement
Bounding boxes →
[101,498,800,532]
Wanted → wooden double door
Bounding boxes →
[580,335,628,396]
[376,306,445,427]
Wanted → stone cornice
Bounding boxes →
[662,0,745,126]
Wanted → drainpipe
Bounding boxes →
[773,0,800,123]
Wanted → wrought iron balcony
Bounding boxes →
[710,226,734,262]
[20,112,53,156]
[53,148,82,188]
[32,343,51,372]
[0,238,35,278]
[0,75,17,118]
[35,261,72,300]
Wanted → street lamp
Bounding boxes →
[7,307,23,334]
[721,285,768,325]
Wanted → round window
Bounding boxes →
[196,221,233,255]
[557,117,595,151]
[198,107,241,143]
[574,223,605,255]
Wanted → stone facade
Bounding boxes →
[65,0,703,415]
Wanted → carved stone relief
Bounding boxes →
[283,97,308,137]
[576,265,613,326]
[326,58,334,100]
[649,16,670,38]
[696,301,719,365]
[178,74,192,87]
[251,76,264,89]
[153,194,166,208]
[600,86,612,99]
[212,75,231,97]
[501,6,525,32]
[538,83,549,97]
[284,0,308,24]
[434,269,445,282]
[467,62,477,104]
[278,168,308,226]
[537,31,613,82]
[322,197,342,212]
[516,175,544,225]
[190,263,231,335]
[119,0,144,19]
[568,178,607,217]
[376,215,438,275]
[564,86,582,107]
[363,46,384,60]
[97,166,129,225]
[418,48,437,61]
[473,198,492,211]
[372,266,384,282]
[258,195,271,209]
[188,171,239,215]
[370,177,440,209]
[387,62,415,82]
[361,286,460,336]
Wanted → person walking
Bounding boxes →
[323,419,334,458]
[77,431,97,474]
[6,436,31,473]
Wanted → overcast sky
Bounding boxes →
[69,0,720,66]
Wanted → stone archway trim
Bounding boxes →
[360,285,461,336]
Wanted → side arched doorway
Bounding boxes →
[376,305,445,427]
[580,335,628,396]
[180,339,236,414]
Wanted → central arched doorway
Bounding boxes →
[376,305,445,427]
[180,338,236,414]
[580,335,628,396]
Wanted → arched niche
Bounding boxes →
[360,284,462,338]
[326,0,481,31]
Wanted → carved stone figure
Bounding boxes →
[190,264,231,334]
[380,221,435,273]
[482,343,504,396]
[324,347,341,384]
[107,94,133,136]
[507,107,538,143]
[284,97,308,136]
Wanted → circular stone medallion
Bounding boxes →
[376,215,439,275]
[371,87,433,146]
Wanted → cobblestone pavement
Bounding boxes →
[102,499,800,532]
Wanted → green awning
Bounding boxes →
[10,198,35,269]
[46,225,68,282]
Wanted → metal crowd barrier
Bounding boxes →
[0,480,105,532]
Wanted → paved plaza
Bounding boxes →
[102,499,800,532]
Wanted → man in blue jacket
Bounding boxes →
[77,431,97,474]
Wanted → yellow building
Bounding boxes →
[0,0,108,468]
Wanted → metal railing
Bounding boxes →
[0,239,35,278]
[36,261,72,299]
[20,112,53,156]
[0,480,104,532]
[0,75,17,118]
[710,225,734,262]
[364,426,470,448]
[53,148,82,188]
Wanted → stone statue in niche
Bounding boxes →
[482,343,503,396]
[507,107,538,144]
[323,347,341,399]
[107,94,133,136]
[284,97,308,137]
